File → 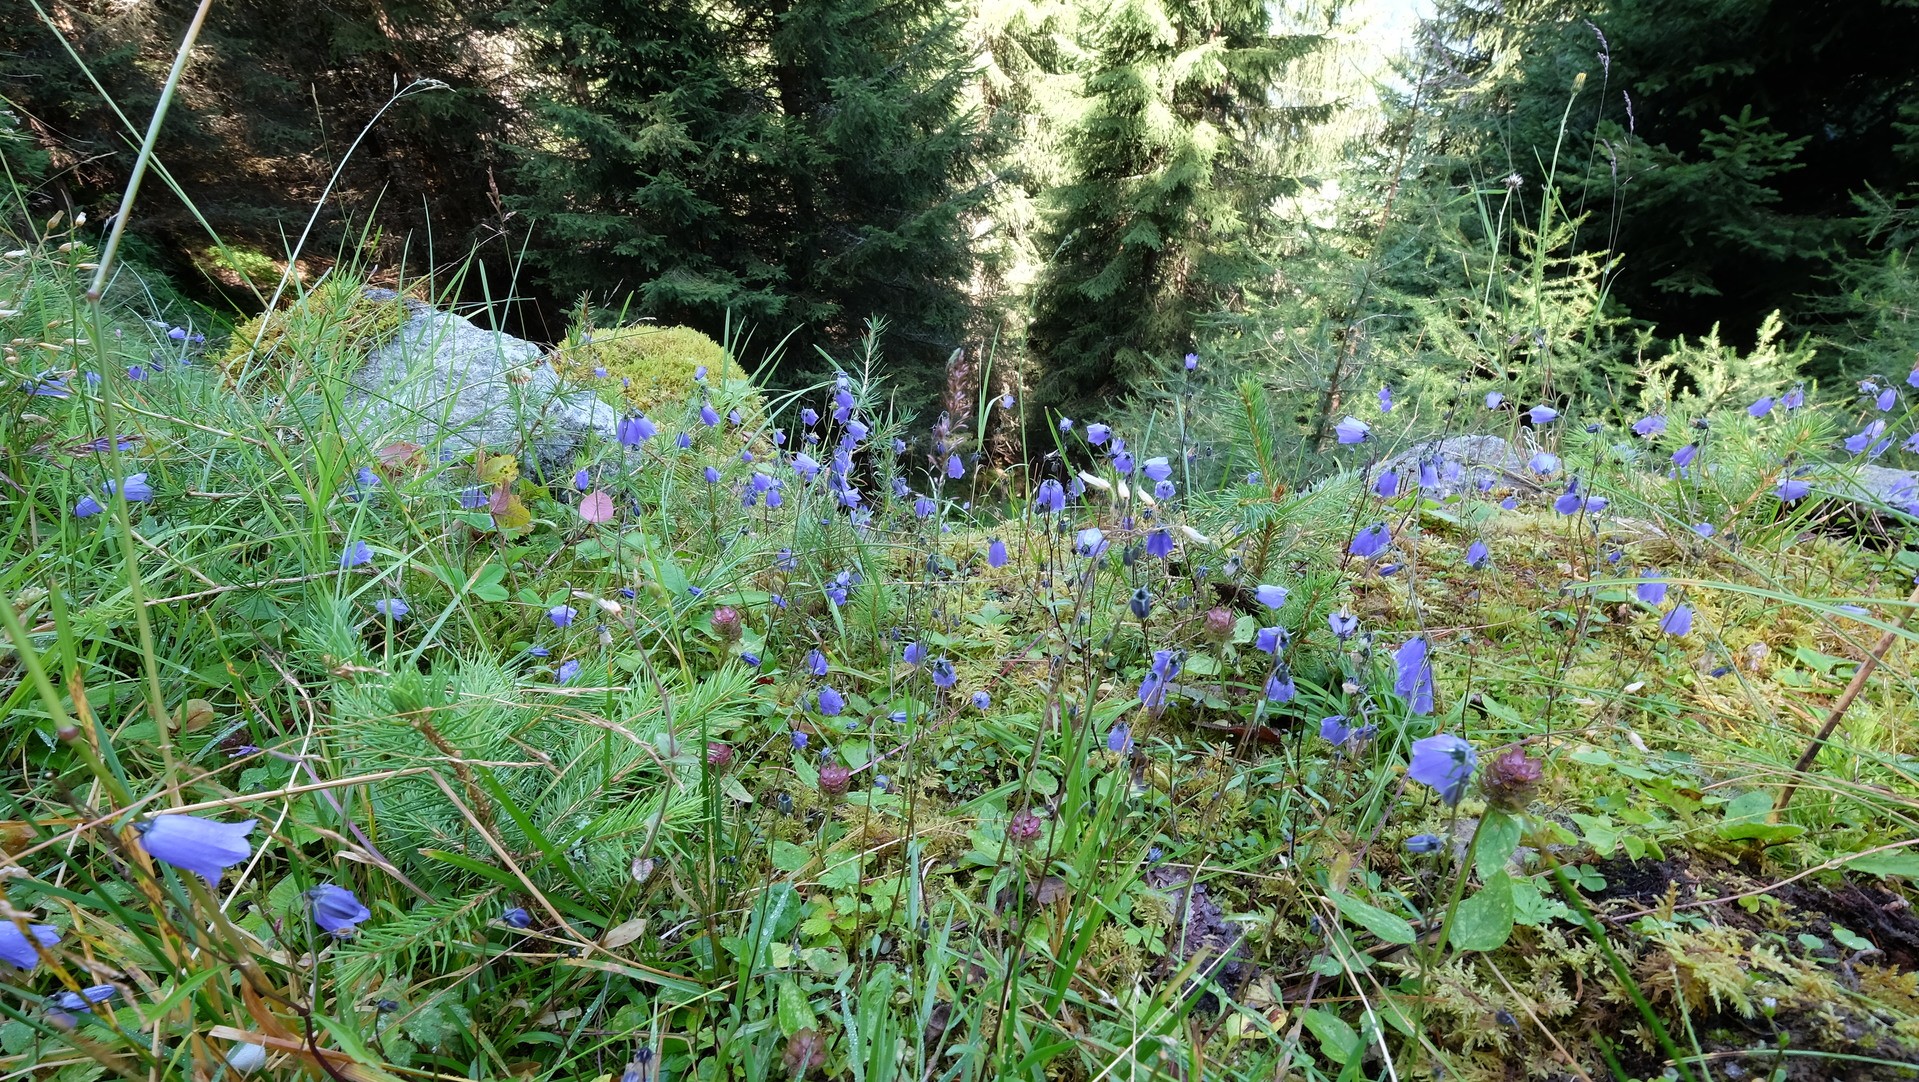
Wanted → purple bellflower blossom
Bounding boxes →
[308,884,372,936]
[1394,636,1435,715]
[1659,604,1695,636]
[930,658,958,688]
[1350,523,1390,558]
[136,814,256,881]
[104,474,153,502]
[1407,734,1477,805]
[0,923,60,970]
[1637,573,1668,605]
[617,414,656,446]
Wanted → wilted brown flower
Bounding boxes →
[1481,746,1543,809]
[818,764,852,798]
[1008,809,1043,847]
[782,1029,826,1078]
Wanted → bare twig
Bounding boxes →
[1774,577,1919,814]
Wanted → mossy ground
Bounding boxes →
[4,229,1917,1081]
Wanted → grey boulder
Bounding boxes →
[346,290,618,473]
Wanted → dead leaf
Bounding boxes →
[601,917,647,950]
[375,440,424,476]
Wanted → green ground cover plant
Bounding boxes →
[3,195,1918,1081]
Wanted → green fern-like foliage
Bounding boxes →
[327,657,756,897]
[330,889,499,994]
[1632,311,1813,415]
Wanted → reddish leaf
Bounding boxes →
[579,489,615,524]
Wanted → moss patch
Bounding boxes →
[216,276,407,382]
[552,324,748,416]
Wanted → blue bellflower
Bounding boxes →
[1659,604,1694,636]
[137,814,257,881]
[1350,524,1390,558]
[1407,734,1477,805]
[1394,636,1435,715]
[0,923,60,970]
[308,884,372,936]
[617,414,656,446]
[1145,529,1174,559]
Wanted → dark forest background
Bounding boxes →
[5,0,1916,426]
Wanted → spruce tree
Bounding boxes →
[1025,0,1324,419]
[1419,0,1919,367]
[739,0,992,397]
[504,0,783,324]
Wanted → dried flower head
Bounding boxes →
[1481,746,1544,810]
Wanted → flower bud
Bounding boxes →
[818,764,852,798]
[1481,747,1543,810]
[1202,607,1234,640]
[1008,810,1043,847]
[711,605,743,642]
[706,742,735,771]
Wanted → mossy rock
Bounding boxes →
[216,277,407,381]
[552,324,755,417]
